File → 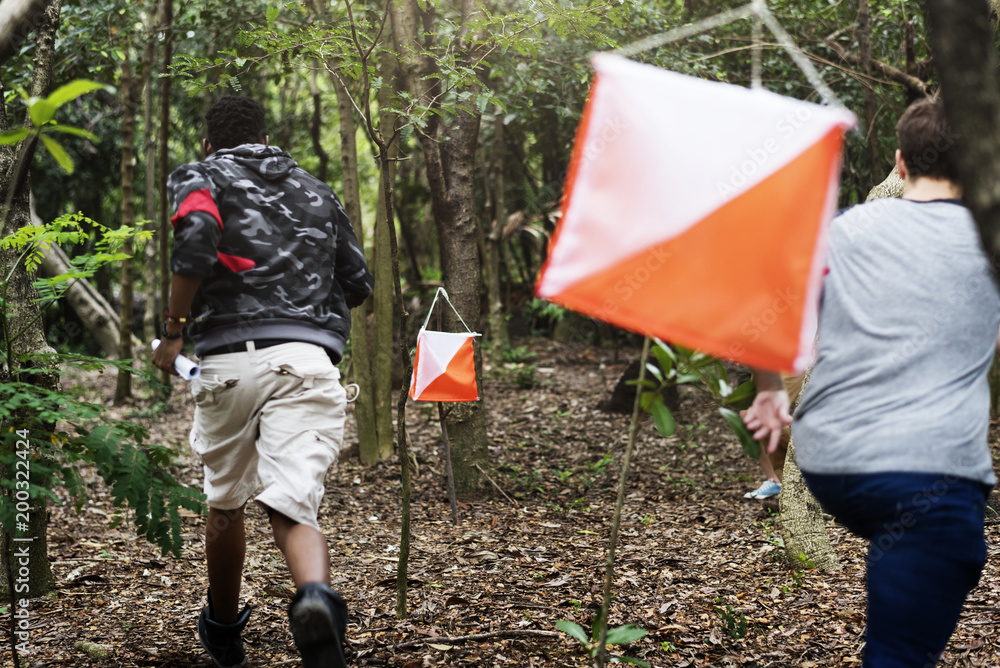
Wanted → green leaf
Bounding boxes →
[639,390,661,413]
[605,623,646,645]
[45,80,109,110]
[625,378,657,390]
[556,620,589,645]
[650,400,675,438]
[651,345,674,378]
[266,5,279,24]
[46,124,99,141]
[29,98,56,126]
[719,407,760,459]
[612,657,651,667]
[40,134,74,174]
[722,380,756,410]
[644,362,663,383]
[0,127,30,145]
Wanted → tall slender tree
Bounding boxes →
[141,0,159,347]
[156,0,173,387]
[115,38,137,403]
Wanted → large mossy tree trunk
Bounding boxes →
[426,110,489,498]
[0,0,63,602]
[391,0,489,498]
[777,372,841,570]
[779,444,840,570]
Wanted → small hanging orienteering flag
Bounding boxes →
[536,54,856,372]
[409,288,481,402]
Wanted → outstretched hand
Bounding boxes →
[742,388,791,454]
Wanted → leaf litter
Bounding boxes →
[11,338,1000,667]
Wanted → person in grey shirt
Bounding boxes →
[746,98,1000,667]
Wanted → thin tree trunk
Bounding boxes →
[115,39,137,404]
[394,161,426,290]
[858,0,879,187]
[372,50,398,466]
[332,68,383,464]
[141,0,158,347]
[309,65,329,184]
[486,111,508,368]
[156,0,173,388]
[0,0,63,604]
[308,0,387,463]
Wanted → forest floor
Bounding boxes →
[7,337,1000,667]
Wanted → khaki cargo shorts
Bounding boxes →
[188,341,346,531]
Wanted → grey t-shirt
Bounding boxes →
[793,198,1000,486]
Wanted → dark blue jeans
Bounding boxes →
[802,471,991,668]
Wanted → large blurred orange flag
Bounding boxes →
[536,54,856,372]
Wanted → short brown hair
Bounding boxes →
[895,98,957,181]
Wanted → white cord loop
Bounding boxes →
[611,0,846,110]
[421,287,478,335]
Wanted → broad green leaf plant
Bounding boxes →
[0,80,108,173]
[632,338,761,459]
[0,81,206,556]
[556,615,649,666]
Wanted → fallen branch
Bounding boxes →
[476,463,519,508]
[392,628,563,650]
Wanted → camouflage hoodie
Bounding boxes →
[168,144,373,361]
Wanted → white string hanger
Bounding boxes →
[611,0,846,110]
[421,287,479,335]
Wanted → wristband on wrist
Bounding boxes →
[161,321,183,340]
[164,309,190,324]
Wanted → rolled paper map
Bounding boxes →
[151,339,201,380]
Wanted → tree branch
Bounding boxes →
[823,36,930,98]
[392,629,563,650]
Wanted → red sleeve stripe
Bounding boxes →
[171,189,223,229]
[218,252,256,272]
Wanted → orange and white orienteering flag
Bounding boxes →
[409,289,481,402]
[536,54,856,372]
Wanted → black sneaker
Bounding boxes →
[198,589,252,667]
[288,583,348,668]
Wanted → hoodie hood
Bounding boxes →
[209,144,298,181]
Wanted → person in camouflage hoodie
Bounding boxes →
[153,96,371,668]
